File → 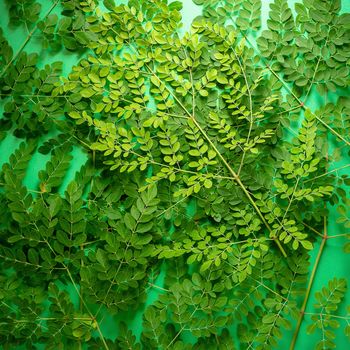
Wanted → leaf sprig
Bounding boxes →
[0,0,350,349]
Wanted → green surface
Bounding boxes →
[0,0,349,349]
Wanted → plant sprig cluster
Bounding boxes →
[0,0,350,349]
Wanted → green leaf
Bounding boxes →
[200,260,212,272]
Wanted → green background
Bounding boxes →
[0,0,349,349]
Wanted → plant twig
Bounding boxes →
[237,32,350,147]
[0,0,60,78]
[65,267,110,350]
[146,65,287,258]
[289,234,327,350]
[289,150,329,350]
[304,163,350,183]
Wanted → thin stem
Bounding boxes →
[289,144,329,349]
[191,115,286,257]
[147,283,169,293]
[34,205,109,350]
[305,57,321,100]
[327,233,350,239]
[157,195,189,217]
[224,259,288,302]
[237,28,350,147]
[282,177,300,222]
[289,205,328,349]
[166,291,205,348]
[65,267,110,350]
[0,0,60,78]
[289,235,327,350]
[231,48,254,177]
[304,33,331,101]
[277,105,302,115]
[93,207,148,319]
[266,66,350,147]
[79,247,84,350]
[304,312,350,320]
[304,163,350,183]
[302,222,324,238]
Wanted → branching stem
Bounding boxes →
[146,65,287,258]
[289,234,327,350]
[236,32,350,147]
[289,141,329,350]
[65,267,110,350]
[231,48,254,176]
[0,0,60,78]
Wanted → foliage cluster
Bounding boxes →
[0,0,349,349]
